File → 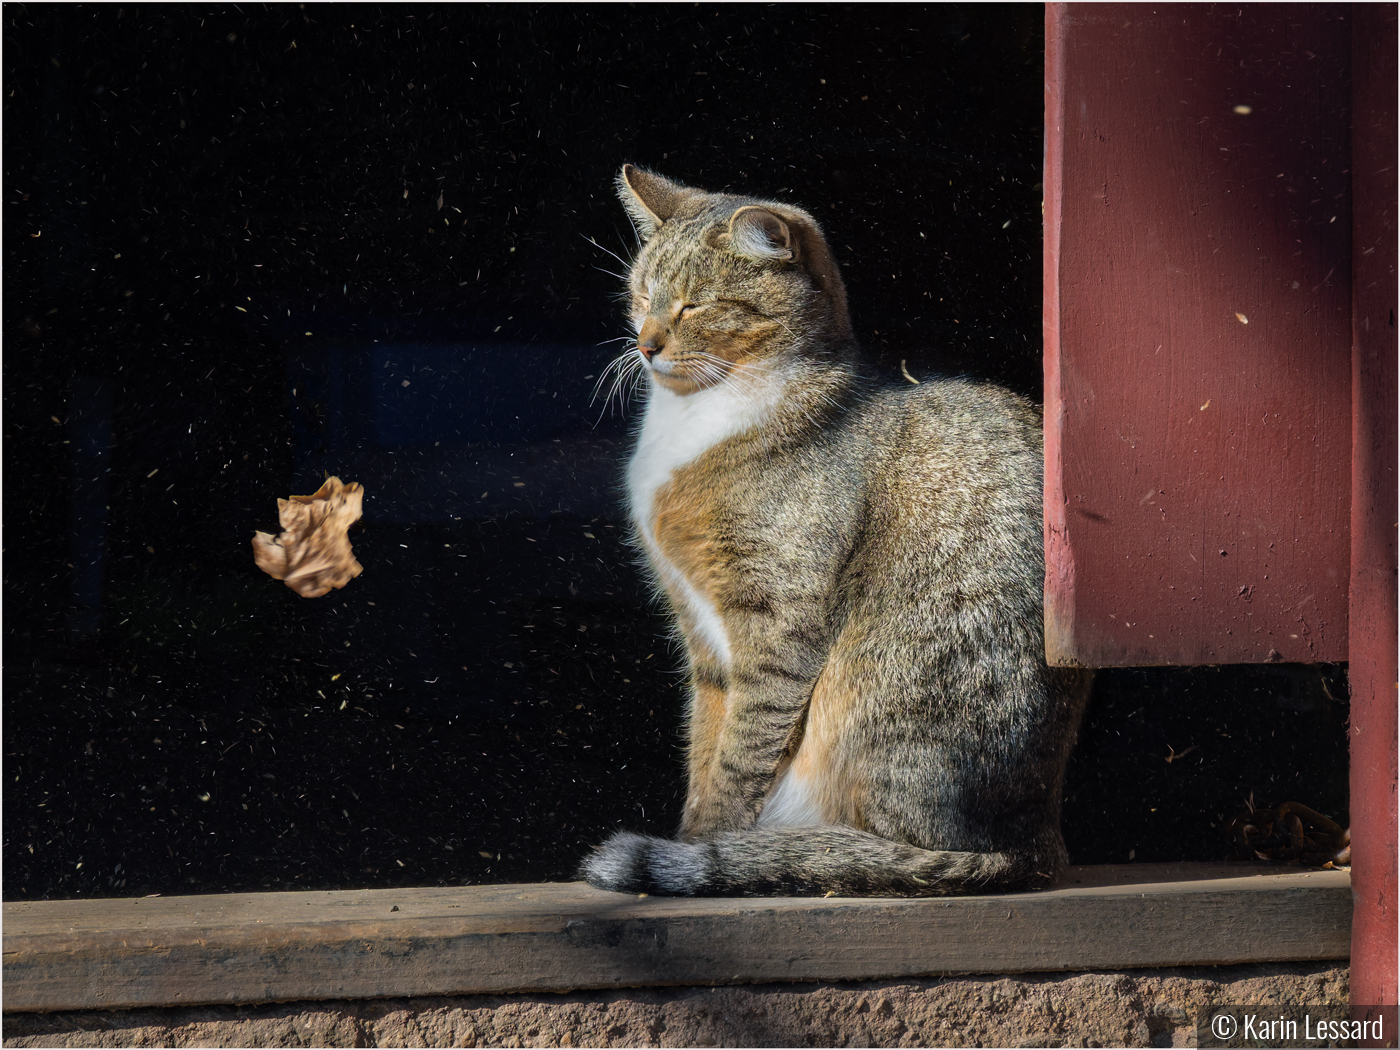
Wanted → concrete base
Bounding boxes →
[2,962,1346,1048]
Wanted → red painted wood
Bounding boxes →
[1044,4,1352,667]
[1349,3,1398,1024]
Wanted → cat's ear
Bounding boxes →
[617,164,689,240]
[727,207,796,262]
[727,203,854,341]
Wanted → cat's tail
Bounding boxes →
[579,825,1054,898]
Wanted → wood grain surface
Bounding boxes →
[1043,4,1352,667]
[3,864,1351,1012]
[1348,1,1399,1014]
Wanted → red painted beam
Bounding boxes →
[1349,2,1398,1027]
[1045,4,1352,667]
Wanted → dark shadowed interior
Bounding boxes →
[4,4,1347,899]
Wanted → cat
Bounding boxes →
[580,165,1091,897]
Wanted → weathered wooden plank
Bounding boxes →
[1043,3,1352,667]
[2,865,1351,1013]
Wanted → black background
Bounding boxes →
[5,4,1348,900]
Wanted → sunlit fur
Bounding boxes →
[580,166,1091,898]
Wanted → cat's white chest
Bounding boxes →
[628,382,756,506]
[627,377,782,669]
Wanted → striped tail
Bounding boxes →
[579,824,1053,898]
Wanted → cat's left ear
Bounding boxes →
[726,203,853,341]
[727,207,797,263]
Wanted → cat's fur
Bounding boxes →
[580,165,1091,897]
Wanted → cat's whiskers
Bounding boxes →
[683,353,739,390]
[597,366,645,423]
[772,316,798,338]
[591,345,648,424]
[681,352,776,418]
[708,346,841,430]
[578,233,634,271]
[696,352,787,412]
[703,351,782,378]
[718,358,784,386]
[606,348,646,390]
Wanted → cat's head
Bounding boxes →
[615,165,853,396]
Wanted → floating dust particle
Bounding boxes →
[1200,400,1211,411]
[1235,312,1248,324]
[1233,104,1252,114]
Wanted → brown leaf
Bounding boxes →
[252,477,365,598]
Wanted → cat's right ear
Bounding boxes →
[618,164,687,240]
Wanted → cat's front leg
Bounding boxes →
[679,656,740,839]
[679,630,820,840]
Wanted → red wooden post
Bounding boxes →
[1044,4,1352,668]
[1046,0,1398,1017]
[1349,3,1398,1025]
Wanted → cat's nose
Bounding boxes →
[636,318,666,361]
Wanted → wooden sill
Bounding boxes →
[1,863,1350,1013]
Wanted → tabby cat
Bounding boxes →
[580,165,1091,897]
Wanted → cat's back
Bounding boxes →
[824,376,1046,611]
[843,374,1043,506]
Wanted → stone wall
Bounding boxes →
[3,962,1346,1048]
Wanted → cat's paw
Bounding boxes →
[578,831,710,896]
[678,794,757,841]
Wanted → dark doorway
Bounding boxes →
[4,5,1344,900]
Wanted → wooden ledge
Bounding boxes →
[1,863,1350,1013]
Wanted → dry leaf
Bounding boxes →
[252,477,364,598]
